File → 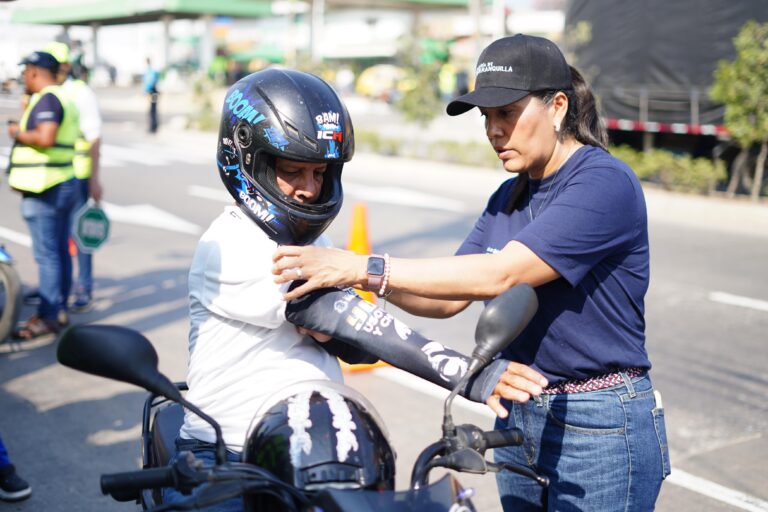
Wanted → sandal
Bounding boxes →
[12,315,59,341]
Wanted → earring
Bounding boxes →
[554,124,560,133]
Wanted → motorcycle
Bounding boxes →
[0,244,22,343]
[56,284,548,511]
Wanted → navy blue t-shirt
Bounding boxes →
[25,93,64,129]
[457,145,651,383]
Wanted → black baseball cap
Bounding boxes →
[19,51,60,74]
[447,34,572,116]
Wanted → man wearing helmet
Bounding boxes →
[163,68,375,509]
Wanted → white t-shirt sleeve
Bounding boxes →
[190,210,287,329]
[75,84,102,141]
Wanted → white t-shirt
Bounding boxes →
[179,206,342,451]
[62,78,101,142]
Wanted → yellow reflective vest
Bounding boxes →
[64,79,93,180]
[9,85,79,193]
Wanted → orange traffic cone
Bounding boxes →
[341,202,389,374]
[346,202,375,304]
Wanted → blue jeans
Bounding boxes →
[71,178,92,295]
[0,434,11,468]
[162,437,243,512]
[21,179,78,322]
[494,372,670,512]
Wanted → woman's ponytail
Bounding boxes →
[535,66,608,151]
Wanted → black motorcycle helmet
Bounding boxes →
[217,68,354,245]
[242,381,396,510]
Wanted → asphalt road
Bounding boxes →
[0,89,766,512]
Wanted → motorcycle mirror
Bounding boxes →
[57,325,183,402]
[471,284,538,369]
[442,284,538,440]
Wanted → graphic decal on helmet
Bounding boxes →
[219,136,281,226]
[320,389,360,462]
[315,111,343,159]
[224,88,266,124]
[287,391,314,467]
[421,341,469,382]
[263,126,289,151]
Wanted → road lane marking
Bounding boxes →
[372,366,494,419]
[344,182,467,212]
[188,184,467,212]
[0,204,201,244]
[101,143,173,166]
[666,468,768,512]
[0,226,31,247]
[709,291,768,313]
[371,366,768,512]
[188,185,229,202]
[101,202,201,235]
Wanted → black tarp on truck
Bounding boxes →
[565,0,768,140]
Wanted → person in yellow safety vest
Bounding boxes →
[45,41,103,312]
[6,50,80,340]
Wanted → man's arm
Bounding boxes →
[88,138,103,202]
[9,121,58,147]
[285,285,545,406]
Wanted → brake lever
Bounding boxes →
[431,448,489,474]
[487,461,549,488]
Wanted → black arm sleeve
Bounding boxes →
[285,285,507,403]
[321,337,380,365]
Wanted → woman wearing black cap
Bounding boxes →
[273,34,669,511]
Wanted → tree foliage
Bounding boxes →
[710,21,768,200]
[393,35,445,126]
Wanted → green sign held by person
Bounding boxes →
[73,201,110,253]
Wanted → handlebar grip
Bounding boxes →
[101,467,176,500]
[483,428,524,449]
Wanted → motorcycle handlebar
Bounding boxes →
[100,467,177,501]
[482,428,524,450]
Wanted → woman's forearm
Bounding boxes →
[386,291,470,318]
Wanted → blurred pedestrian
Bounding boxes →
[143,58,160,133]
[0,434,31,502]
[45,41,103,312]
[7,50,79,339]
[273,34,669,511]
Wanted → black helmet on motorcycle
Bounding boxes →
[242,381,396,510]
[216,68,354,245]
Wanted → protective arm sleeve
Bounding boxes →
[285,285,507,403]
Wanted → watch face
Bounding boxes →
[367,257,385,276]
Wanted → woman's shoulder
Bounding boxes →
[490,175,519,197]
[571,146,641,187]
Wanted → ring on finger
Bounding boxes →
[294,267,303,279]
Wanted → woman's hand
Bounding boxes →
[273,245,365,300]
[485,362,549,418]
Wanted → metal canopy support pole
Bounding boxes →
[162,14,172,71]
[310,0,325,63]
[200,14,214,76]
[470,0,482,61]
[640,88,653,152]
[492,0,505,40]
[91,22,100,69]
